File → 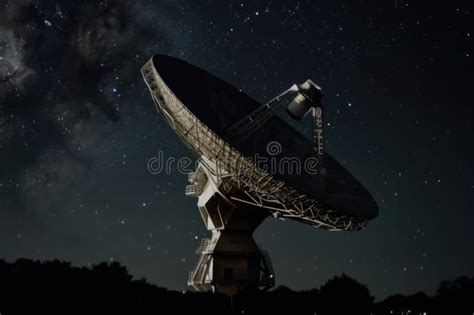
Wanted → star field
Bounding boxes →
[0,0,473,300]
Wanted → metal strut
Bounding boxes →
[225,85,299,142]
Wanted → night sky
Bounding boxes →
[1,0,473,300]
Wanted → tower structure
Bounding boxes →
[141,55,378,295]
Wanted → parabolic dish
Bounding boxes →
[142,55,378,231]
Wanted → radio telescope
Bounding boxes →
[141,55,378,296]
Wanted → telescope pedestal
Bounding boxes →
[186,168,275,296]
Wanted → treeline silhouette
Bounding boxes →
[0,259,472,315]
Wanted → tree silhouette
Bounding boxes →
[318,274,374,313]
[436,276,474,314]
[0,258,473,315]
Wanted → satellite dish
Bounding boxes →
[141,55,378,296]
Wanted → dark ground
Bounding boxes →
[0,259,472,315]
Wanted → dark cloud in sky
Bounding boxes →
[0,0,170,216]
[0,0,164,120]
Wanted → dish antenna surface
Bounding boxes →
[141,55,378,296]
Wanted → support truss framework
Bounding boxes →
[141,58,367,231]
